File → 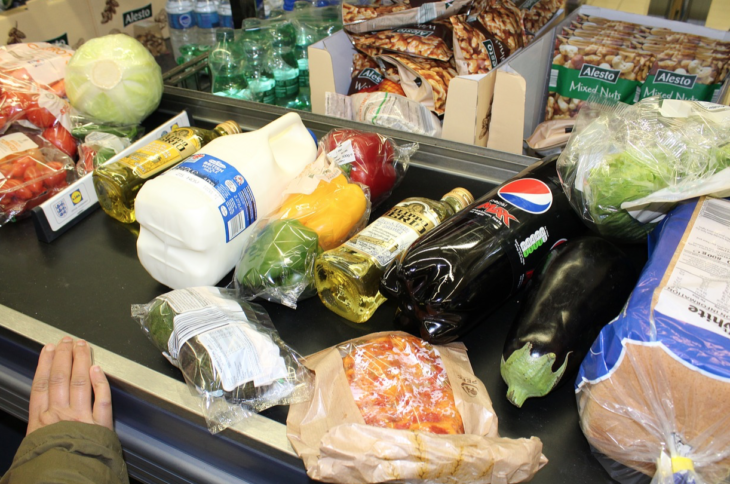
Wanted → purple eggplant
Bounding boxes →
[500,236,637,407]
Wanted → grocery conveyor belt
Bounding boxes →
[0,100,648,484]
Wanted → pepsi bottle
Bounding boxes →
[380,157,585,344]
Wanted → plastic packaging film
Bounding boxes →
[576,197,730,484]
[234,151,370,308]
[132,287,314,433]
[319,128,415,207]
[0,130,75,225]
[287,332,548,484]
[557,96,730,243]
[342,333,465,434]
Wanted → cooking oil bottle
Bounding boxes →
[314,188,474,323]
[93,120,241,223]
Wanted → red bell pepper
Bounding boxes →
[322,129,397,205]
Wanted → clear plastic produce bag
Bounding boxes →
[320,127,415,207]
[0,130,75,225]
[133,287,314,433]
[234,152,370,308]
[77,132,132,177]
[0,43,77,158]
[557,96,730,243]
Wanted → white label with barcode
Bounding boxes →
[161,287,241,314]
[326,139,357,166]
[549,68,559,89]
[0,133,37,159]
[161,288,245,358]
[197,323,287,391]
[655,198,730,340]
[227,212,247,240]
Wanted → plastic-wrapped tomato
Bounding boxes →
[26,103,57,129]
[43,125,77,158]
[0,131,75,225]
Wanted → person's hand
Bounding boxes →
[27,336,113,435]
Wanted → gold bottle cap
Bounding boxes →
[216,120,242,135]
[442,188,474,209]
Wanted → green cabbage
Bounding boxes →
[66,35,163,125]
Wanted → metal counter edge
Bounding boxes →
[0,304,306,484]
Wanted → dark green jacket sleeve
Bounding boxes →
[0,421,129,484]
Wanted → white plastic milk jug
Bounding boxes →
[135,112,317,289]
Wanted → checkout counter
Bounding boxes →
[0,87,647,484]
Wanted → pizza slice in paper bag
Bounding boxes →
[286,332,548,484]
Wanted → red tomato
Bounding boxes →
[0,91,32,121]
[10,68,31,82]
[81,148,96,174]
[2,178,32,200]
[42,125,77,158]
[44,161,67,188]
[26,104,57,129]
[24,166,46,194]
[0,163,12,178]
[9,156,35,179]
[49,80,66,98]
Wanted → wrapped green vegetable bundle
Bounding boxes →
[234,152,370,309]
[557,96,730,243]
[133,287,313,433]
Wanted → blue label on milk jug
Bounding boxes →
[170,154,257,243]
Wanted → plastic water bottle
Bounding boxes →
[210,28,245,97]
[266,22,301,109]
[194,0,219,47]
[166,0,196,61]
[217,0,233,28]
[135,113,318,289]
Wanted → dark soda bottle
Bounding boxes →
[380,158,585,344]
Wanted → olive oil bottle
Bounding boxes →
[93,121,241,223]
[314,188,474,323]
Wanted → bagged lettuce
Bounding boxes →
[557,96,730,243]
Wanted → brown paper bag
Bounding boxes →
[287,331,548,484]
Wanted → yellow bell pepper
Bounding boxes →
[278,173,367,250]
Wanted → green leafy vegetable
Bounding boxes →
[66,35,163,125]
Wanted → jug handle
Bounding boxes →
[259,113,316,169]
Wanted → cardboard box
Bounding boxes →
[0,0,96,48]
[309,10,564,153]
[311,6,730,155]
[487,6,730,148]
[86,0,169,40]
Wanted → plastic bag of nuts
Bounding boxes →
[343,0,471,34]
[348,23,453,62]
[450,0,523,75]
[546,40,655,120]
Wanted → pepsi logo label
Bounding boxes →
[498,178,552,214]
